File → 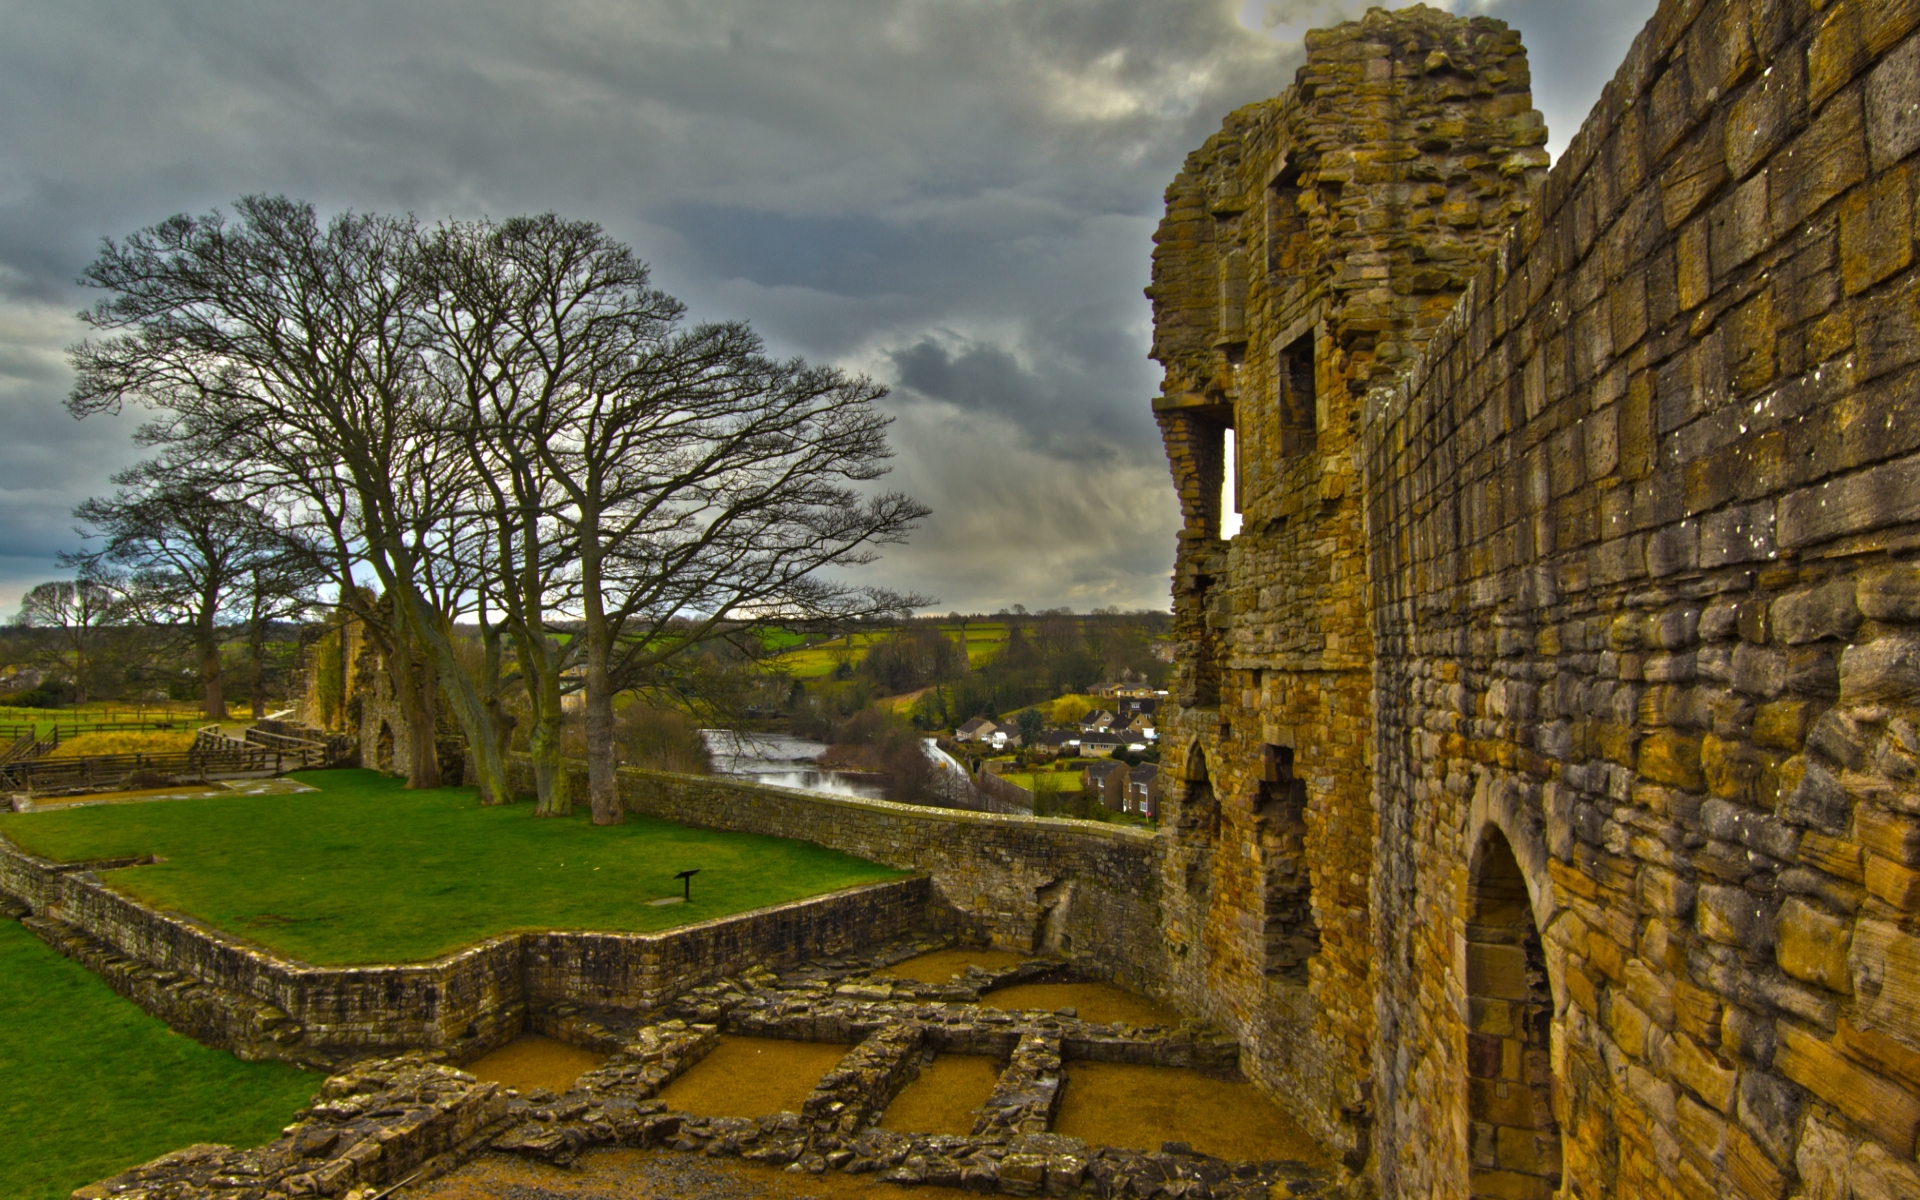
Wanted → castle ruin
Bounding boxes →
[1151,1,1920,1197]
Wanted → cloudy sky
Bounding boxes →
[0,0,1656,616]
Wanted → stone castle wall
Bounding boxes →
[1363,0,1920,1194]
[1156,0,1920,1196]
[1148,4,1548,1164]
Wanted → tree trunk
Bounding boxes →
[478,620,514,781]
[395,587,510,804]
[198,617,225,722]
[580,534,624,826]
[385,599,443,789]
[517,626,570,817]
[248,616,267,719]
[384,622,443,791]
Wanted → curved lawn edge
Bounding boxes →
[0,769,911,965]
[0,917,321,1200]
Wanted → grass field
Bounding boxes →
[767,623,1011,679]
[43,730,198,759]
[0,919,322,1200]
[0,769,909,965]
[1000,771,1086,795]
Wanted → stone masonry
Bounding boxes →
[80,936,1333,1200]
[1156,0,1920,1197]
[1148,3,1548,1166]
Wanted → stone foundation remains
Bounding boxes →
[0,831,927,1069]
[81,936,1333,1200]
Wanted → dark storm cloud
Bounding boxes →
[0,0,1656,613]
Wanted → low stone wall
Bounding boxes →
[520,877,932,1013]
[520,758,1174,1003]
[0,830,928,1069]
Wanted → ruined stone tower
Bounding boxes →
[1147,3,1547,1166]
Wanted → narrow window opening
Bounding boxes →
[1221,427,1242,540]
[1276,330,1317,458]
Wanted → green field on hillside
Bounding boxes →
[0,919,321,1200]
[766,622,1011,679]
[0,770,907,965]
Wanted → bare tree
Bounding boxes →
[66,456,310,720]
[15,579,125,703]
[66,197,509,796]
[69,199,928,822]
[540,287,930,824]
[421,214,928,823]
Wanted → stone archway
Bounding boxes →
[1254,742,1317,981]
[1170,741,1219,899]
[1465,826,1561,1198]
[375,720,395,772]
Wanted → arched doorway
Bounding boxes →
[375,720,395,772]
[1255,742,1318,982]
[1465,827,1561,1197]
[1170,743,1218,898]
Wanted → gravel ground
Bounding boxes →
[403,1148,972,1200]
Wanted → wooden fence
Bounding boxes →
[0,723,338,794]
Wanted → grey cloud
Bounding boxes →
[0,0,1657,613]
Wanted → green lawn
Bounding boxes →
[0,769,909,965]
[1000,771,1086,795]
[0,919,322,1200]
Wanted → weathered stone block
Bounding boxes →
[1642,731,1707,790]
[1731,644,1790,698]
[1775,1022,1920,1153]
[1858,806,1920,866]
[1866,854,1920,910]
[1807,709,1874,771]
[1699,885,1775,950]
[1610,991,1652,1058]
[1857,562,1920,620]
[1667,1030,1738,1113]
[1839,165,1913,295]
[1771,580,1863,644]
[1770,92,1867,239]
[1729,52,1803,180]
[1867,32,1920,170]
[1809,1,1868,111]
[1712,170,1774,276]
[1775,896,1853,992]
[1840,635,1920,703]
[1850,916,1920,1046]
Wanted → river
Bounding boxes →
[700,730,891,801]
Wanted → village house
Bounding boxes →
[1081,758,1127,810]
[1124,763,1159,819]
[1031,729,1079,758]
[1072,728,1129,758]
[952,717,996,743]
